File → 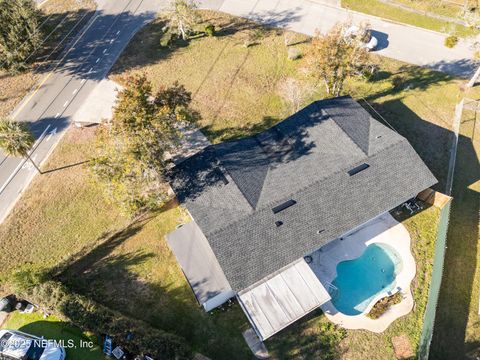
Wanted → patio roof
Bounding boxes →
[166,221,232,306]
[238,259,331,340]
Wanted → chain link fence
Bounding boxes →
[417,198,452,359]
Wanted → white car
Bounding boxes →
[0,329,66,360]
[344,25,378,51]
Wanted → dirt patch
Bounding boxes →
[392,335,414,359]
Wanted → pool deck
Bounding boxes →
[308,212,416,332]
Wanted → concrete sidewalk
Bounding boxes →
[200,0,478,78]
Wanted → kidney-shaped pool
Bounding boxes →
[330,243,402,316]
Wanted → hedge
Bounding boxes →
[20,280,191,359]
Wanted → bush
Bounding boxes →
[205,24,215,37]
[160,30,174,48]
[287,47,302,60]
[392,75,406,90]
[444,35,459,48]
[367,292,402,319]
[19,280,191,359]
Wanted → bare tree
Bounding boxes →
[278,77,311,113]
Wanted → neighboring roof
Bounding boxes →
[238,259,331,341]
[166,221,232,304]
[168,96,437,291]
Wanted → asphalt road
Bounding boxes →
[201,0,479,77]
[0,0,163,223]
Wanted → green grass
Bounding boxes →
[2,312,104,360]
[0,10,465,359]
[342,0,477,37]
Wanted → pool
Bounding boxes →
[329,243,402,316]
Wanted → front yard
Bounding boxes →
[0,10,464,359]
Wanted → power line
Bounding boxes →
[359,97,398,133]
[0,0,92,70]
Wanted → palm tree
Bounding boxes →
[0,119,42,173]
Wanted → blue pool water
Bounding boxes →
[330,244,401,316]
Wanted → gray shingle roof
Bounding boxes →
[168,96,437,291]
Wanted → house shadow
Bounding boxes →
[359,99,479,359]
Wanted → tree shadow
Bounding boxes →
[51,213,253,359]
[266,310,346,360]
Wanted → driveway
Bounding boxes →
[200,0,478,78]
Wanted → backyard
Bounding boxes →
[0,10,467,359]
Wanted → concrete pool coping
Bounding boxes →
[308,212,416,332]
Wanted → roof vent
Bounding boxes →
[348,163,370,176]
[275,221,283,227]
[272,199,297,214]
[317,229,325,234]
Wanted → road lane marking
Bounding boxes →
[96,57,100,63]
[116,30,120,35]
[10,14,99,120]
[72,88,78,95]
[103,48,107,54]
[81,79,86,84]
[88,67,93,73]
[63,101,69,107]
[55,112,60,118]
[110,39,114,44]
[46,127,57,141]
[0,125,51,194]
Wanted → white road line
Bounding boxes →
[116,30,120,35]
[72,88,78,95]
[63,101,69,107]
[55,112,60,118]
[103,48,107,54]
[110,39,114,44]
[0,125,51,194]
[88,67,93,73]
[96,58,100,63]
[81,79,86,84]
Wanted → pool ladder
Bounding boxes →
[326,282,339,299]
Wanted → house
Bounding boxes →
[166,96,437,340]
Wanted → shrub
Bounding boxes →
[367,292,402,319]
[444,35,459,48]
[392,75,406,90]
[205,24,215,37]
[160,30,174,47]
[287,47,302,60]
[18,280,191,359]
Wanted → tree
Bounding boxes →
[0,0,43,71]
[306,23,371,96]
[278,77,312,113]
[168,0,200,40]
[90,75,199,215]
[0,119,41,173]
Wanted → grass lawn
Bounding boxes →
[0,0,96,118]
[342,0,477,37]
[2,311,104,360]
[0,10,464,359]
